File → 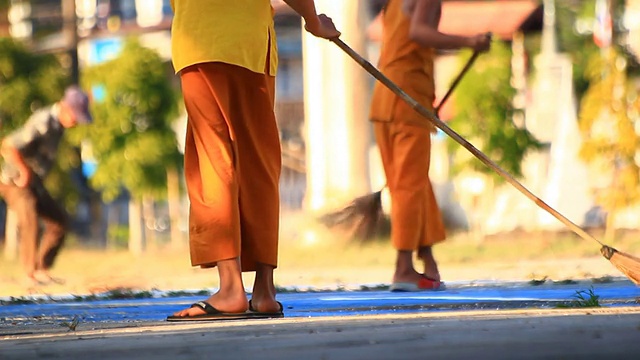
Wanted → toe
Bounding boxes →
[173,306,206,317]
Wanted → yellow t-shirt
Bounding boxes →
[170,0,278,76]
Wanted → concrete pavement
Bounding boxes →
[1,279,639,359]
[2,308,640,359]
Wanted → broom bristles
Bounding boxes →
[601,245,640,285]
[319,191,384,240]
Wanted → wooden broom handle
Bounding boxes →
[435,50,480,115]
[330,37,604,247]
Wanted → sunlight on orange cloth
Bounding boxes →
[370,0,446,251]
[180,62,281,271]
[374,121,446,250]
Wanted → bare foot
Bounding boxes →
[32,271,65,285]
[29,272,62,285]
[392,268,425,285]
[24,274,45,287]
[171,291,249,318]
[248,297,281,314]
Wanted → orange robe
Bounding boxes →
[369,0,446,251]
[180,59,281,271]
[171,0,281,271]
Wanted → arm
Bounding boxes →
[406,0,491,51]
[1,139,31,188]
[282,0,341,39]
[1,111,48,188]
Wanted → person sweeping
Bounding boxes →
[370,0,491,291]
[0,85,93,286]
[167,0,340,321]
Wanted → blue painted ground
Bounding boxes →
[1,280,638,326]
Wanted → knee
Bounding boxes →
[47,218,68,237]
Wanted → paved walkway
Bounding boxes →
[1,280,639,359]
[1,279,638,326]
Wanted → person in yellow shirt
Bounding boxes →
[167,0,340,321]
[370,0,490,291]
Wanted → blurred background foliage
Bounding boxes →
[578,48,640,240]
[81,38,181,202]
[0,0,639,249]
[447,40,542,182]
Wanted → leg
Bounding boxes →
[236,72,280,272]
[0,183,40,281]
[416,155,446,281]
[216,44,280,311]
[417,245,440,282]
[181,61,280,270]
[182,65,242,267]
[249,263,281,313]
[376,120,445,285]
[375,122,423,285]
[374,121,427,285]
[393,249,421,284]
[32,179,68,278]
[172,64,249,317]
[233,63,281,312]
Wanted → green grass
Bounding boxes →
[556,287,601,308]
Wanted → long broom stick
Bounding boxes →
[331,37,640,285]
[434,50,481,115]
[319,49,481,240]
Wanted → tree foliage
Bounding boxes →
[572,1,640,239]
[81,38,181,202]
[0,38,67,136]
[578,48,640,212]
[554,0,635,100]
[447,41,542,182]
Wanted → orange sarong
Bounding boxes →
[370,0,446,251]
[373,120,446,251]
[179,62,281,271]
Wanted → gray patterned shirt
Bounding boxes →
[1,105,65,184]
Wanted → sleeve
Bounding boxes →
[4,110,49,151]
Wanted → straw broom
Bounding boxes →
[328,37,640,285]
[319,50,481,241]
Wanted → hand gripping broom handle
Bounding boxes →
[330,37,605,247]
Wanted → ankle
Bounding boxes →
[418,246,433,259]
[253,263,276,293]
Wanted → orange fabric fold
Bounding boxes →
[180,62,281,271]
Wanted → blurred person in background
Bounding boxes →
[167,0,340,321]
[0,85,93,286]
[370,0,491,291]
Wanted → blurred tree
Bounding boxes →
[81,38,182,253]
[578,48,640,241]
[554,0,636,100]
[0,38,67,137]
[447,41,542,183]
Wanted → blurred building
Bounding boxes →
[11,1,637,241]
[0,0,541,223]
